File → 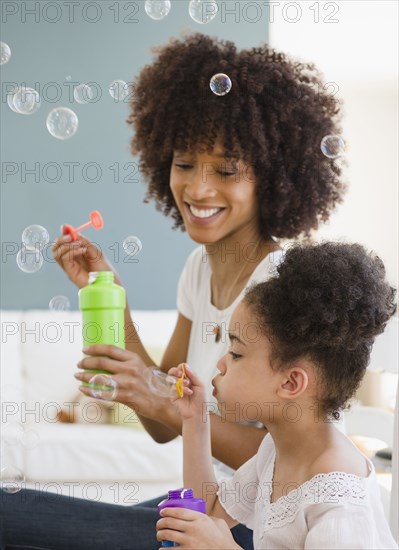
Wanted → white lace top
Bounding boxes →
[218,433,398,549]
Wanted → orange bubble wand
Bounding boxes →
[175,363,187,398]
[63,210,104,241]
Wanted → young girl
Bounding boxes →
[159,242,397,549]
[1,35,346,549]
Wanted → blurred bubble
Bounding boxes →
[16,246,43,273]
[21,428,40,450]
[145,368,176,398]
[0,467,25,493]
[11,87,41,115]
[320,135,345,159]
[210,73,232,96]
[73,83,94,104]
[123,236,142,256]
[88,374,117,400]
[22,224,49,250]
[109,80,129,101]
[1,41,11,65]
[49,295,71,311]
[144,0,171,20]
[2,422,24,446]
[46,108,79,140]
[65,75,72,81]
[7,87,20,113]
[189,0,218,24]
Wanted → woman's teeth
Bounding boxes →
[189,205,221,218]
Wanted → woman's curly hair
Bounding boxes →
[127,33,346,239]
[244,242,397,418]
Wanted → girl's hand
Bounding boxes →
[156,508,241,550]
[52,227,120,289]
[168,364,207,421]
[74,345,167,418]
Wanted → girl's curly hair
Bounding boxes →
[244,242,397,418]
[127,33,346,239]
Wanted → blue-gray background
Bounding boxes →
[1,0,269,310]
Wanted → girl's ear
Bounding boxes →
[277,364,309,400]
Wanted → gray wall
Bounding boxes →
[1,0,269,310]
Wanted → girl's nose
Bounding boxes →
[216,354,228,374]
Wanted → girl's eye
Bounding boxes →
[229,351,242,360]
[175,163,193,170]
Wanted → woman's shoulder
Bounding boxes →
[249,247,284,285]
[183,245,209,273]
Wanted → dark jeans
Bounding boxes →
[0,489,254,550]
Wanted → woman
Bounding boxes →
[0,33,345,550]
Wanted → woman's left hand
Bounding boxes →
[156,508,241,550]
[74,345,167,418]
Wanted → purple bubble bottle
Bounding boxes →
[158,489,206,547]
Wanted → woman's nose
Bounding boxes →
[185,165,217,200]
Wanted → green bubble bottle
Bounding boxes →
[78,271,126,389]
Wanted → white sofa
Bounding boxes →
[0,309,183,505]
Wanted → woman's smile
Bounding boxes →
[185,202,226,225]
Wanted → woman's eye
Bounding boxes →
[175,163,193,170]
[229,351,242,360]
[218,171,237,177]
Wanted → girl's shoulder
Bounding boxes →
[308,431,372,480]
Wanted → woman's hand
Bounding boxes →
[156,508,241,550]
[168,364,207,421]
[52,228,119,289]
[74,345,167,418]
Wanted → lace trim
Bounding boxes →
[261,471,368,535]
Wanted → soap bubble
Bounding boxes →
[88,374,117,400]
[16,246,44,273]
[7,87,20,113]
[145,368,176,398]
[65,75,72,81]
[73,83,94,104]
[22,224,50,250]
[123,236,142,256]
[109,80,129,101]
[1,41,11,65]
[0,467,25,493]
[189,0,218,24]
[320,135,345,159]
[210,73,232,96]
[2,422,24,446]
[21,428,40,450]
[46,108,79,140]
[49,295,71,311]
[11,87,41,115]
[144,0,171,20]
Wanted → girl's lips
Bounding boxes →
[184,203,225,226]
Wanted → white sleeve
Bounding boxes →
[176,247,201,321]
[305,504,398,550]
[216,454,258,531]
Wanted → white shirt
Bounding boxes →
[218,433,398,549]
[177,245,283,394]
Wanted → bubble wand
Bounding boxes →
[63,210,104,241]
